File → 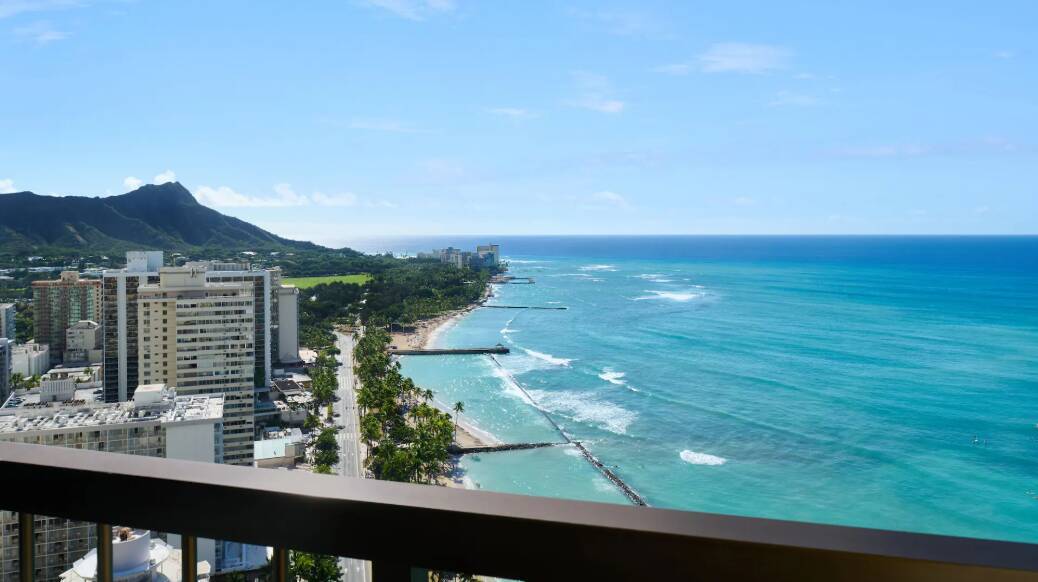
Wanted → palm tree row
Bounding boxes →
[353,324,459,483]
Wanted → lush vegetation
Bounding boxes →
[353,326,457,483]
[361,264,493,325]
[283,273,372,288]
[289,551,341,582]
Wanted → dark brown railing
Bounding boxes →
[1,441,1037,581]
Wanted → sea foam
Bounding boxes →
[526,389,636,435]
[598,369,627,385]
[633,290,704,302]
[578,264,618,272]
[522,348,574,366]
[680,450,727,465]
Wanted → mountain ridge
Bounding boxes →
[0,182,325,253]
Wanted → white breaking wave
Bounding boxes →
[522,348,574,366]
[598,369,626,385]
[526,389,636,435]
[633,290,704,302]
[636,273,675,283]
[680,450,727,465]
[489,364,537,404]
[507,259,545,264]
[500,326,520,334]
[578,264,618,272]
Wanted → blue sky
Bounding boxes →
[1,0,1035,245]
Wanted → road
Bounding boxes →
[333,330,369,582]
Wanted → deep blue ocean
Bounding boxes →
[348,236,1038,542]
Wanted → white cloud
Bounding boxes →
[0,178,16,194]
[487,107,536,119]
[769,90,820,107]
[13,20,67,43]
[360,0,455,21]
[153,169,176,184]
[195,183,377,209]
[123,176,143,190]
[311,191,358,207]
[652,63,692,76]
[699,43,791,74]
[347,118,416,133]
[0,0,81,19]
[589,190,630,208]
[569,8,665,37]
[569,72,625,114]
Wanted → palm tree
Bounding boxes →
[452,401,464,440]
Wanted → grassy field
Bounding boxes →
[282,274,371,288]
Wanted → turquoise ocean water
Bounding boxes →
[352,236,1038,542]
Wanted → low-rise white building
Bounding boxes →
[11,341,49,378]
[64,320,103,365]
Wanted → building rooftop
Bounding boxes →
[0,387,224,434]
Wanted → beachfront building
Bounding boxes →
[136,266,256,466]
[422,243,502,269]
[0,385,225,582]
[64,320,102,365]
[0,303,14,341]
[11,341,49,378]
[32,272,101,365]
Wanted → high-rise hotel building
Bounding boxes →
[32,272,101,365]
[102,254,284,402]
[136,266,256,465]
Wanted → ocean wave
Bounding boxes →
[578,264,618,272]
[522,348,574,366]
[506,259,545,264]
[489,365,538,405]
[526,389,636,435]
[635,273,675,283]
[633,290,705,302]
[500,326,520,334]
[598,369,627,385]
[680,450,727,466]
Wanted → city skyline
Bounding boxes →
[1,1,1036,245]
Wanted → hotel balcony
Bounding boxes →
[1,442,1035,581]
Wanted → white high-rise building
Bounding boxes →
[136,266,256,466]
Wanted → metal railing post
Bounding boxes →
[181,535,197,581]
[18,512,33,582]
[272,547,288,582]
[96,523,113,582]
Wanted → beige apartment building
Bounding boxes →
[137,266,256,465]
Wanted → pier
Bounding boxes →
[450,442,559,454]
[487,355,648,507]
[492,275,535,284]
[389,346,510,355]
[484,305,568,310]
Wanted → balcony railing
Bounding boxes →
[1,441,1036,581]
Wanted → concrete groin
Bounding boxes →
[484,305,568,310]
[450,442,559,454]
[390,346,510,355]
[487,355,648,507]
